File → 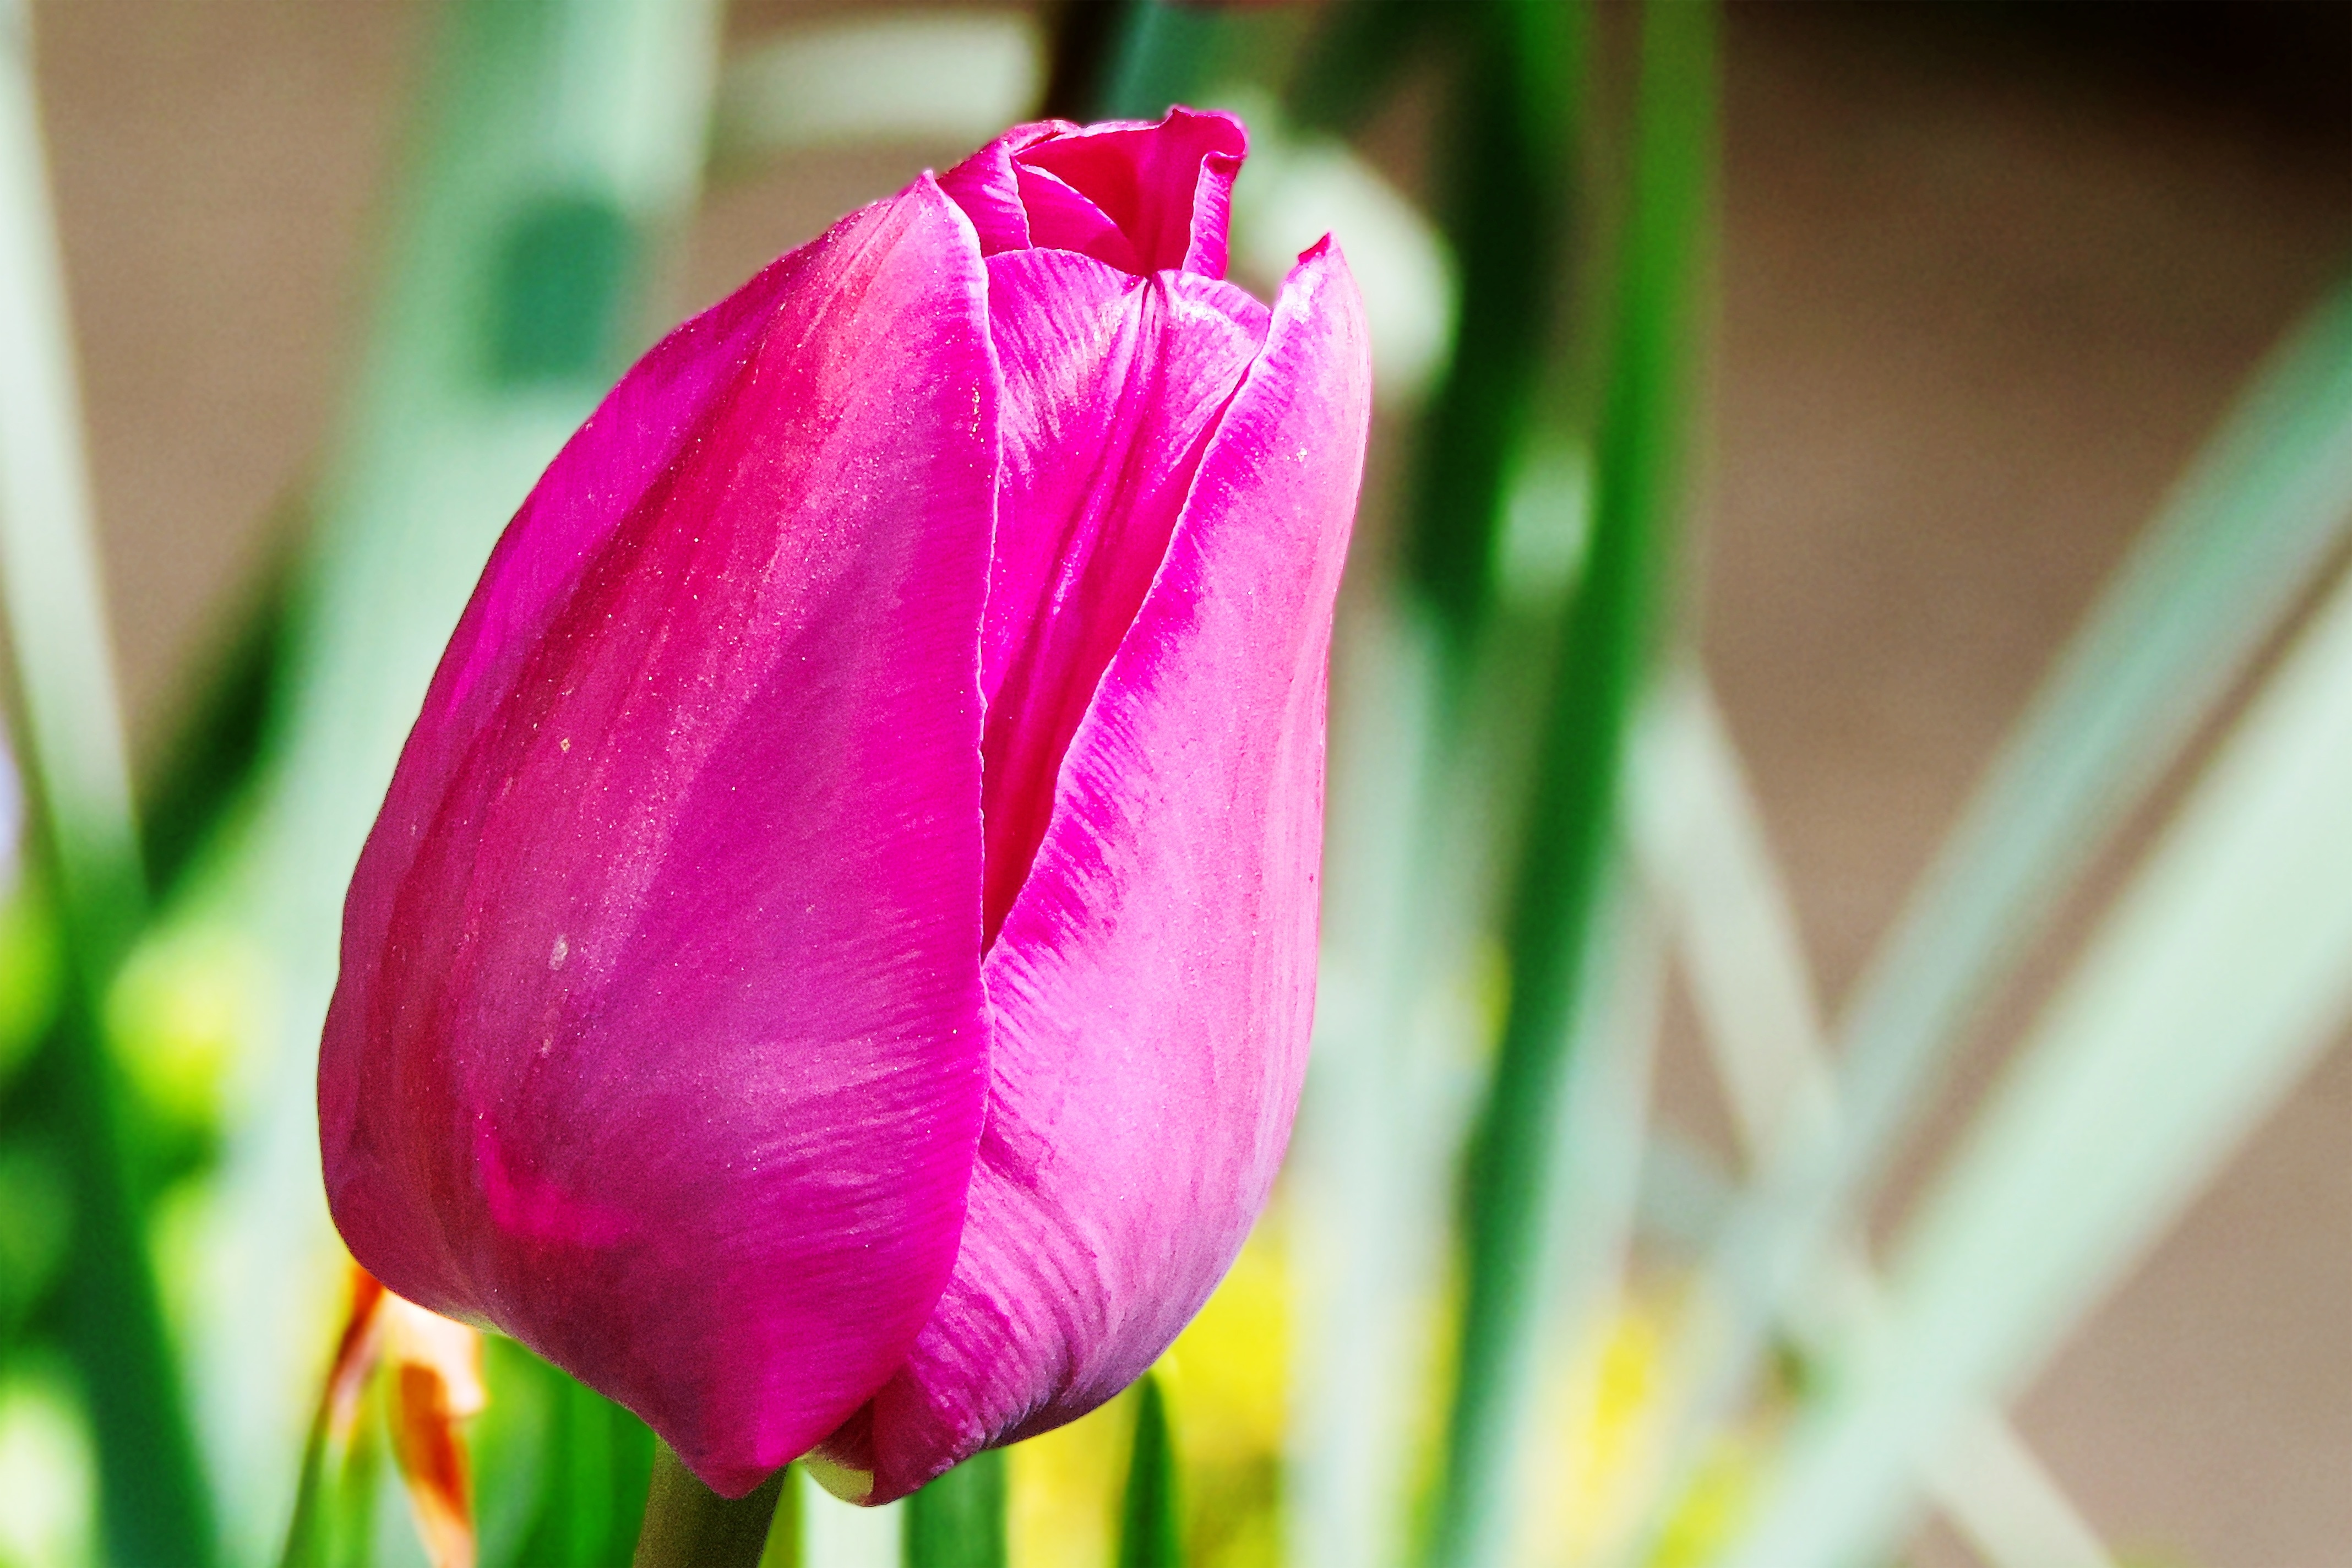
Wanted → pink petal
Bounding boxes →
[938,121,1074,257]
[320,179,998,1499]
[836,239,1371,1501]
[939,108,1246,279]
[1012,165,1142,275]
[977,248,1269,943]
[1017,108,1245,277]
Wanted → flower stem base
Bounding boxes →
[633,1445,785,1568]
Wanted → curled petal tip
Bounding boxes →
[942,105,1248,277]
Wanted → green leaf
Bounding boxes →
[0,13,220,1561]
[903,1447,1008,1568]
[484,1344,656,1568]
[1428,3,1713,1565]
[1631,672,2118,1568]
[1285,0,1460,139]
[1403,0,1580,666]
[1118,1375,1182,1568]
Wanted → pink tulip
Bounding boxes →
[318,107,1369,1503]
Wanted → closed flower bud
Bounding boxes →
[319,107,1370,1502]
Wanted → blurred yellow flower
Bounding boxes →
[1523,1286,1759,1568]
[1010,1389,1130,1568]
[1009,1207,1295,1568]
[1161,1209,1292,1568]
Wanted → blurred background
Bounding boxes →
[2,3,2350,1567]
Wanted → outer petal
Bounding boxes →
[320,179,998,1498]
[838,240,1370,1501]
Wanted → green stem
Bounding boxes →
[1286,0,1455,139]
[1098,0,1223,121]
[632,1446,785,1568]
[46,998,217,1568]
[0,4,215,1564]
[1406,0,1578,675]
[1426,5,1715,1567]
[0,0,141,959]
[904,1447,1008,1568]
[1040,0,1137,121]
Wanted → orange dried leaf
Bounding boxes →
[322,1266,388,1448]
[382,1293,486,1568]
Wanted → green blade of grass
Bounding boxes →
[135,540,292,899]
[1286,601,1484,1568]
[1495,860,1667,1568]
[1096,0,1314,124]
[1630,672,2116,1568]
[1038,0,1135,120]
[1118,1374,1182,1568]
[1402,0,1577,669]
[328,1375,382,1568]
[1428,4,1712,1566]
[1926,1405,2116,1568]
[1101,0,1224,121]
[36,997,215,1568]
[0,0,140,960]
[481,1345,657,1568]
[756,1462,803,1568]
[1834,267,2352,1199]
[180,0,725,1556]
[903,1450,1008,1568]
[0,6,218,1564]
[1716,551,2352,1568]
[1284,0,1458,141]
[1629,674,1833,1160]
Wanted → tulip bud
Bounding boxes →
[319,107,1370,1502]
